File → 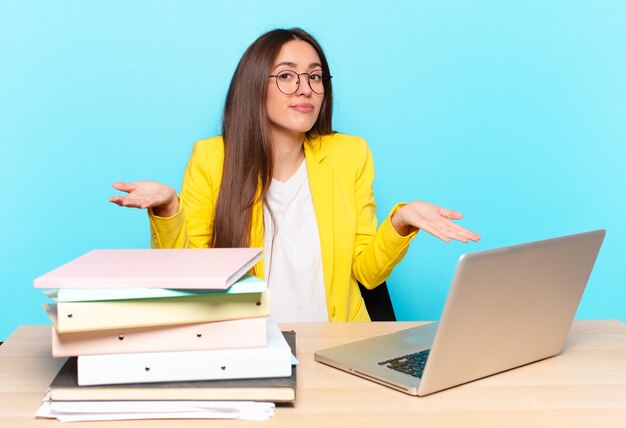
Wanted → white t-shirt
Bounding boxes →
[263,160,328,322]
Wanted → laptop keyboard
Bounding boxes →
[378,349,431,378]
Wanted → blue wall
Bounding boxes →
[2,1,624,340]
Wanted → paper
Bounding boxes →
[36,392,275,422]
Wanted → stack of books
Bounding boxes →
[33,249,297,416]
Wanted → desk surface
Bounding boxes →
[1,320,625,427]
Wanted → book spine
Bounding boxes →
[77,323,291,386]
[52,317,268,357]
[51,290,271,333]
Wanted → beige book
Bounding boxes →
[44,290,271,333]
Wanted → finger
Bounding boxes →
[109,196,141,209]
[439,207,463,220]
[418,223,452,244]
[111,182,134,192]
[425,220,479,244]
[465,231,481,242]
[113,195,148,209]
[109,196,124,206]
[444,222,481,242]
[441,228,471,243]
[434,224,469,243]
[452,224,480,242]
[433,209,480,242]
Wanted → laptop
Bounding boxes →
[314,229,605,396]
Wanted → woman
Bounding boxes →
[110,28,479,322]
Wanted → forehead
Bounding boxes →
[273,40,321,68]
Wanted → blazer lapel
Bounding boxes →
[304,137,334,298]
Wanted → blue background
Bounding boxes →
[2,1,624,340]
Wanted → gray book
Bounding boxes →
[48,331,296,404]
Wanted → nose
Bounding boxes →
[296,73,313,97]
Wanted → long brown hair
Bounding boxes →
[212,28,334,248]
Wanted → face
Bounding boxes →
[266,40,325,141]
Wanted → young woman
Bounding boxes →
[110,28,480,322]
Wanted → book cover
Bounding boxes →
[34,248,262,290]
[76,321,291,386]
[52,317,268,357]
[49,331,297,404]
[44,290,271,333]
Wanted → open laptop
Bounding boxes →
[314,229,605,396]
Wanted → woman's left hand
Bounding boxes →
[391,201,480,243]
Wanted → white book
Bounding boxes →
[48,274,266,303]
[77,321,291,386]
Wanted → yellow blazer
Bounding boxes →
[149,133,417,321]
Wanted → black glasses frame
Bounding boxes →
[268,70,333,95]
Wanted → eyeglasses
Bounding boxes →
[268,70,332,95]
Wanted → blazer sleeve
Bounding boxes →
[351,141,417,288]
[148,138,223,249]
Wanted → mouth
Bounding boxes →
[290,103,315,113]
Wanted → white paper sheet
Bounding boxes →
[36,392,275,422]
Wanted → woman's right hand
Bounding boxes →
[109,181,179,218]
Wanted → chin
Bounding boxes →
[294,119,319,133]
[270,116,319,136]
[280,123,315,135]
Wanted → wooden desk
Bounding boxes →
[1,320,625,427]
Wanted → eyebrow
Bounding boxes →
[273,61,323,70]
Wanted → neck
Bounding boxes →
[271,129,306,182]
